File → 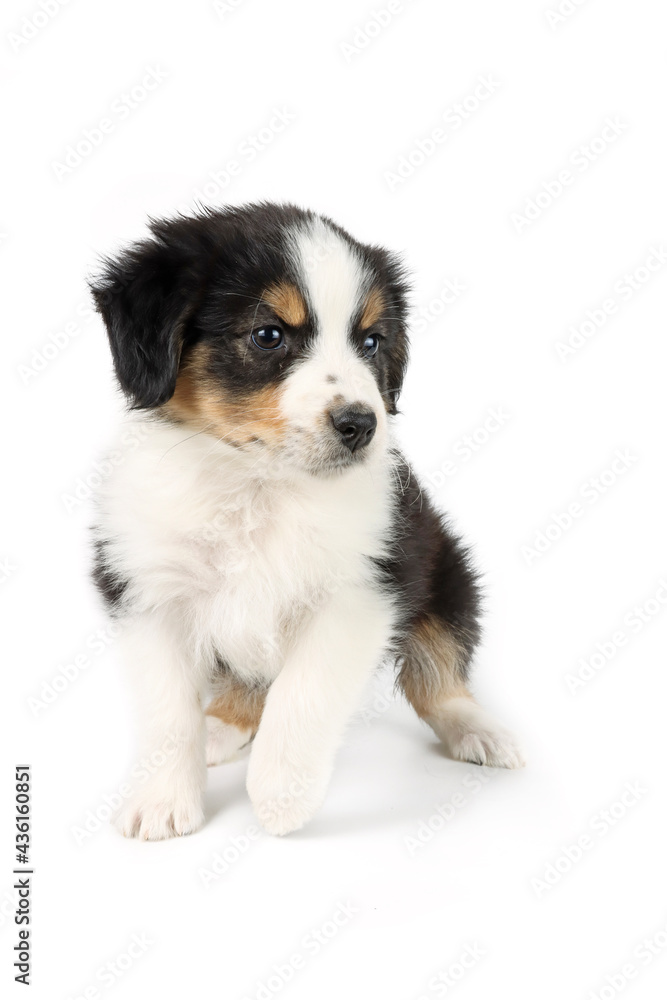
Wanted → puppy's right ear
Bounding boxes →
[90,221,207,408]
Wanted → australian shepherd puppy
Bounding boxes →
[90,202,523,840]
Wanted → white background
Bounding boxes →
[2,1,667,998]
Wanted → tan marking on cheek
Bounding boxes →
[263,281,307,327]
[164,343,288,445]
[163,342,210,422]
[360,286,385,330]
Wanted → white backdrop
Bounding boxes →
[3,1,667,998]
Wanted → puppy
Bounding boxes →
[90,202,523,840]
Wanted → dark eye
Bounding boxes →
[362,334,379,358]
[251,325,284,351]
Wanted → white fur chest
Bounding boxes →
[99,418,395,683]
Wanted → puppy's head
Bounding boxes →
[91,203,409,476]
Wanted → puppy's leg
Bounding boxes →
[205,673,267,766]
[246,585,394,836]
[397,616,524,769]
[115,611,208,840]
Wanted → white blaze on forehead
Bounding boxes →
[289,218,369,349]
[279,217,387,448]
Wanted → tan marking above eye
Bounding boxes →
[359,287,385,330]
[262,281,307,327]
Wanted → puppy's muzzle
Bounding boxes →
[330,405,377,453]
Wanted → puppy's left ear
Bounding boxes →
[90,219,207,408]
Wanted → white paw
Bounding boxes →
[453,727,525,769]
[114,768,205,841]
[246,760,326,836]
[205,716,252,766]
[430,698,526,770]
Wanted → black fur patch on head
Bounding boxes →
[90,202,410,413]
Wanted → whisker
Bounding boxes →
[158,422,217,461]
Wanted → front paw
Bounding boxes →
[246,761,326,836]
[453,725,525,770]
[115,770,205,841]
[435,700,526,770]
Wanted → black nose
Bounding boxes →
[330,406,377,452]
